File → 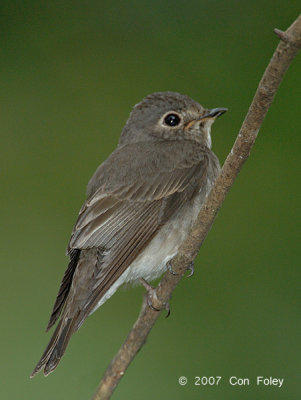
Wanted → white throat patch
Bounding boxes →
[205,119,214,148]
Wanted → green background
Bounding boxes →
[1,1,300,399]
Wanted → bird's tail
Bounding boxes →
[30,313,79,377]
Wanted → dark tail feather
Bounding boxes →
[46,249,80,332]
[31,315,78,377]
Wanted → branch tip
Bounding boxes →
[274,28,289,42]
[274,24,301,48]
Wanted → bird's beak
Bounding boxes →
[184,107,228,131]
[198,107,228,121]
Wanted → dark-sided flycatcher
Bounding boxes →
[31,92,227,377]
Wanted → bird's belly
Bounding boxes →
[124,208,194,283]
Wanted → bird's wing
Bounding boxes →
[70,141,209,247]
[50,141,211,327]
[69,141,210,317]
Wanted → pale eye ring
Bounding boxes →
[163,113,181,127]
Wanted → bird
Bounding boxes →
[31,91,227,377]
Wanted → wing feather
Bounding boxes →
[80,201,161,318]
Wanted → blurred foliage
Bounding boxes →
[1,1,300,399]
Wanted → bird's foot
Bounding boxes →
[139,278,171,318]
[167,260,177,275]
[187,261,195,277]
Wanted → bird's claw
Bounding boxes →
[164,302,171,318]
[167,261,177,275]
[187,261,195,277]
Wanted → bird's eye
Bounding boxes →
[164,113,181,127]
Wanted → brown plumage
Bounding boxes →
[31,92,226,377]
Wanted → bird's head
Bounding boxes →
[119,91,227,148]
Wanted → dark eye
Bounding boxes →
[164,113,181,127]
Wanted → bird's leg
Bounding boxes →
[167,260,177,275]
[186,261,195,277]
[139,278,170,318]
[139,278,160,312]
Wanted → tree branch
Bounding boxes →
[92,15,301,400]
